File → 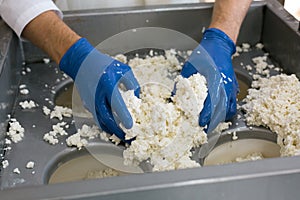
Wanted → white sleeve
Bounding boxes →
[0,0,63,37]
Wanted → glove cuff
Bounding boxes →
[203,28,236,55]
[59,38,94,80]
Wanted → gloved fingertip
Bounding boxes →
[199,114,210,127]
[199,97,211,127]
[110,88,134,129]
[120,70,140,92]
[122,115,133,129]
[96,109,127,141]
[112,129,126,141]
[124,136,135,144]
[134,87,140,98]
[181,62,197,78]
[225,98,237,121]
[171,83,177,97]
[199,107,211,127]
[96,100,128,140]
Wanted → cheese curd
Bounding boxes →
[43,122,68,145]
[7,119,25,143]
[13,168,21,174]
[2,160,9,169]
[66,125,101,149]
[26,161,35,169]
[50,106,72,120]
[242,74,300,156]
[115,50,211,171]
[19,100,37,109]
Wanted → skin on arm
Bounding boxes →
[22,11,81,64]
[209,0,253,43]
[21,1,253,62]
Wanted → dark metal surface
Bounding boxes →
[0,21,23,186]
[262,0,300,76]
[0,0,300,199]
[1,155,300,200]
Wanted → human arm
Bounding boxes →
[181,0,252,133]
[209,0,252,43]
[7,6,139,140]
[22,11,80,64]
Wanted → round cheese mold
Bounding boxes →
[203,128,280,166]
[46,143,143,184]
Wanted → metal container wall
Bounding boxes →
[0,0,300,199]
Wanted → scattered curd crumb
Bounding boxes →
[149,49,154,57]
[50,106,72,120]
[19,84,27,89]
[66,133,88,150]
[20,89,29,95]
[43,122,68,145]
[26,67,31,73]
[113,54,127,63]
[7,120,25,143]
[255,43,264,49]
[26,161,35,169]
[99,132,110,142]
[245,65,252,71]
[232,52,240,58]
[274,67,281,72]
[242,43,250,52]
[232,131,238,140]
[235,152,264,162]
[252,74,261,80]
[109,134,121,145]
[66,125,101,149]
[43,58,50,63]
[43,133,58,145]
[19,100,37,109]
[2,160,9,168]
[13,168,21,174]
[5,138,11,145]
[236,46,243,53]
[217,152,264,165]
[250,55,276,77]
[214,122,232,133]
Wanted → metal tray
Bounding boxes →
[0,0,300,199]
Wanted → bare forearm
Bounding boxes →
[209,0,252,43]
[22,11,81,64]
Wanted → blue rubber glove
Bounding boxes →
[181,28,239,133]
[59,38,140,141]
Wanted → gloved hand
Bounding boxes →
[59,38,139,141]
[181,28,239,133]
